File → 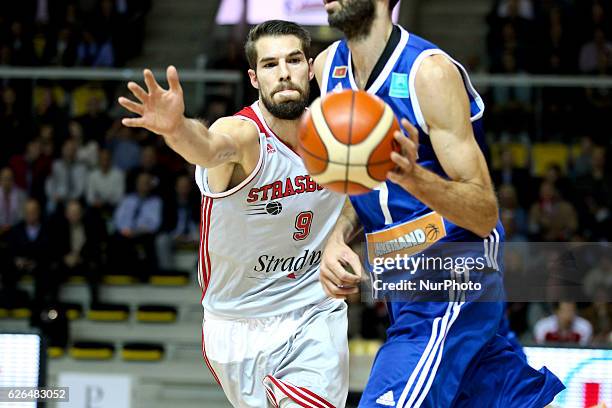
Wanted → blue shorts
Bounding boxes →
[358,301,564,408]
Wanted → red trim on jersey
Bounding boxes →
[234,105,271,137]
[297,386,335,408]
[249,102,303,158]
[198,196,206,289]
[205,197,213,286]
[199,197,221,387]
[264,383,280,408]
[265,376,332,408]
[268,127,301,157]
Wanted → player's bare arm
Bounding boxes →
[387,55,498,238]
[320,198,363,299]
[119,66,259,171]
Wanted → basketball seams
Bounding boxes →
[345,92,355,194]
[309,99,349,164]
[299,90,400,195]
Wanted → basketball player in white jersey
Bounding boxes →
[119,20,349,408]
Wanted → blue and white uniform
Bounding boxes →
[321,25,564,408]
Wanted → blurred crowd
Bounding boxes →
[0,0,609,349]
[0,0,151,68]
[485,0,612,141]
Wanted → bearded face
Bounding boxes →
[325,0,376,40]
[259,79,310,120]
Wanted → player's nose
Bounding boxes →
[278,60,291,80]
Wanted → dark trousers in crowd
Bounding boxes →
[109,233,158,281]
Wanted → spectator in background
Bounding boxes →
[9,140,51,202]
[582,288,611,346]
[488,0,535,73]
[68,120,98,168]
[537,6,577,74]
[496,0,534,20]
[86,149,125,213]
[7,199,53,302]
[77,94,111,144]
[7,21,34,65]
[0,167,26,236]
[576,146,610,240]
[106,120,142,171]
[572,135,594,178]
[127,145,169,197]
[45,139,89,214]
[579,29,612,74]
[534,302,593,346]
[76,29,114,67]
[492,149,530,205]
[112,172,162,278]
[541,164,572,200]
[498,184,528,238]
[155,174,199,270]
[43,26,77,66]
[53,200,106,305]
[0,87,28,162]
[529,181,577,241]
[583,254,612,299]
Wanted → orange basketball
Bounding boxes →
[297,90,401,195]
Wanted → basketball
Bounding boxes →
[297,90,401,195]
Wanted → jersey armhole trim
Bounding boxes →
[320,41,341,97]
[408,49,485,135]
[198,116,265,199]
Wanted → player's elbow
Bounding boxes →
[474,201,499,238]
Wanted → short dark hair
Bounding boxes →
[245,20,312,70]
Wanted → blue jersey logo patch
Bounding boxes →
[389,72,409,99]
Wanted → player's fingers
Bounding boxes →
[394,130,417,153]
[320,264,343,288]
[167,65,183,94]
[328,258,360,286]
[390,151,412,171]
[143,69,162,94]
[321,278,358,299]
[341,251,363,281]
[321,280,345,299]
[401,118,419,144]
[118,97,144,116]
[127,82,148,103]
[121,117,146,128]
[333,255,362,284]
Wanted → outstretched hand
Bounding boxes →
[118,66,185,136]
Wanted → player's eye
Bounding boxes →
[263,62,277,68]
[288,58,301,64]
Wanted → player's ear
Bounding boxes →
[308,58,315,81]
[248,69,259,90]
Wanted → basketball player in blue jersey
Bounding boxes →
[314,0,565,407]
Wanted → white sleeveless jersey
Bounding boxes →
[195,101,345,318]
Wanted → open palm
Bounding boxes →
[119,66,185,136]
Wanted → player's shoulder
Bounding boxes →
[416,54,459,84]
[314,48,329,86]
[209,115,260,143]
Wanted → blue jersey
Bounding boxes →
[322,25,506,314]
[320,26,565,408]
[322,25,500,241]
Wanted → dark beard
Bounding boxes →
[328,0,376,41]
[261,90,309,120]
